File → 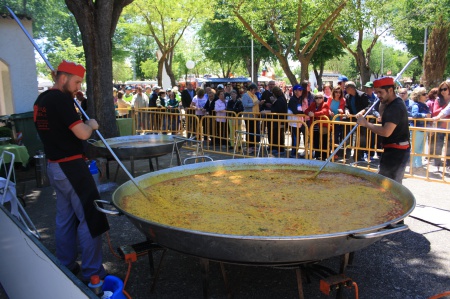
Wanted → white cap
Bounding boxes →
[217,84,224,89]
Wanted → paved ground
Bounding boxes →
[1,149,450,299]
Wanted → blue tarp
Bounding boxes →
[199,77,252,84]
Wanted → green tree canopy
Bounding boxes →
[311,32,348,90]
[331,0,400,84]
[198,12,274,80]
[391,0,450,82]
[4,0,82,51]
[224,0,346,84]
[126,0,212,87]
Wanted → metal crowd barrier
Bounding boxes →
[115,107,450,183]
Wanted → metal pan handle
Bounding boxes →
[94,200,121,216]
[350,223,408,239]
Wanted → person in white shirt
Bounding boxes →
[132,86,149,130]
[214,90,227,147]
[190,88,208,140]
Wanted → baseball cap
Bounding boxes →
[364,82,374,88]
[152,85,161,91]
[217,84,224,89]
[293,84,304,91]
[337,75,348,83]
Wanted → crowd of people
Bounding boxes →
[108,77,450,172]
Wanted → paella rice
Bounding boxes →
[121,169,404,236]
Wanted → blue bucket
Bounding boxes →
[102,275,126,299]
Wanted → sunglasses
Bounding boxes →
[440,87,448,92]
[399,92,407,95]
[314,97,324,100]
[421,93,427,96]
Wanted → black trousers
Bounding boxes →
[379,147,410,184]
[246,119,260,146]
[268,123,285,152]
[312,129,328,160]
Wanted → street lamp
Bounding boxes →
[186,60,195,70]
[185,60,195,83]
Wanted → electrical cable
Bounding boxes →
[122,260,133,299]
[352,281,359,299]
[106,231,123,260]
[105,231,133,298]
[429,291,450,299]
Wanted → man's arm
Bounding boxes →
[71,119,98,140]
[357,117,396,137]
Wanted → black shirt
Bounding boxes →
[226,99,244,114]
[345,90,370,115]
[149,92,158,107]
[270,95,288,119]
[288,95,304,115]
[260,89,273,111]
[382,97,410,145]
[34,89,84,160]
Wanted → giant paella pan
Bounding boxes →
[97,158,415,265]
[88,134,185,160]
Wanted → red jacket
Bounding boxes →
[305,101,330,128]
[431,99,450,129]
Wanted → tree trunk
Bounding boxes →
[298,57,310,83]
[355,45,371,87]
[65,0,133,138]
[252,59,259,84]
[157,56,165,87]
[164,52,176,88]
[278,57,297,85]
[245,57,261,84]
[313,61,325,91]
[359,64,371,88]
[422,17,449,89]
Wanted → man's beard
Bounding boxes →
[62,81,75,98]
[380,96,390,104]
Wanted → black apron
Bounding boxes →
[59,159,109,238]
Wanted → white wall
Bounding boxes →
[309,70,342,90]
[0,206,93,298]
[0,17,39,114]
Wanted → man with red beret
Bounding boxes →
[356,76,410,183]
[33,60,109,282]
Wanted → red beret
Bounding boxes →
[373,77,394,88]
[57,60,86,78]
